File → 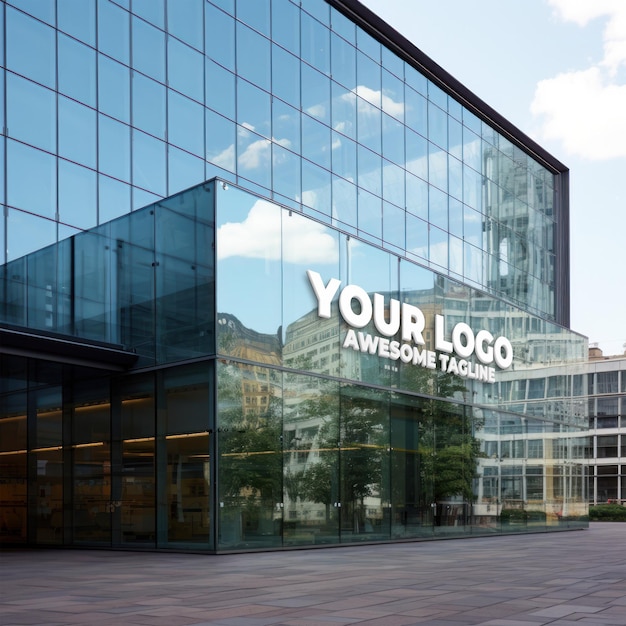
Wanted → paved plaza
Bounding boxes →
[2,523,626,625]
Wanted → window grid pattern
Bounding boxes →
[0,0,558,320]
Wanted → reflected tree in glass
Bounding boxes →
[283,375,340,543]
[296,384,387,540]
[217,361,282,547]
[416,372,482,526]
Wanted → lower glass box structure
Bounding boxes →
[0,179,588,551]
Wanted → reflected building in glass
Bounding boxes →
[0,0,588,550]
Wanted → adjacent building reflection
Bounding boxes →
[0,180,588,550]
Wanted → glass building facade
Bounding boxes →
[0,0,587,551]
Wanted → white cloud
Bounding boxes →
[548,0,626,72]
[532,1,626,159]
[238,137,270,170]
[237,136,293,170]
[218,200,339,264]
[342,85,405,119]
[305,104,327,118]
[532,67,626,159]
[210,144,235,170]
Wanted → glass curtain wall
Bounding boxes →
[0,0,562,324]
[213,182,588,549]
[0,177,587,550]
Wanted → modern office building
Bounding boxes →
[584,347,626,504]
[0,0,588,551]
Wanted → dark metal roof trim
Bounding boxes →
[328,0,569,175]
[0,324,138,371]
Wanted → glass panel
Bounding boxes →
[332,176,357,232]
[167,146,204,196]
[383,201,405,251]
[98,55,130,124]
[272,144,300,204]
[167,0,203,50]
[382,69,404,121]
[132,16,165,82]
[301,64,330,125]
[58,34,96,107]
[405,86,427,136]
[132,0,164,29]
[205,3,235,70]
[216,185,282,351]
[236,0,270,37]
[120,376,155,545]
[98,115,131,182]
[237,79,271,138]
[597,372,619,394]
[339,384,389,542]
[58,160,98,230]
[405,129,428,181]
[357,95,381,154]
[429,143,448,193]
[97,0,129,64]
[302,160,331,218]
[272,103,300,158]
[405,173,428,220]
[167,36,204,102]
[330,6,354,43]
[302,115,330,170]
[390,393,433,537]
[356,28,380,62]
[463,126,482,172]
[428,102,447,149]
[98,175,131,224]
[236,22,270,91]
[331,130,356,184]
[357,189,381,242]
[272,0,299,55]
[282,211,340,368]
[59,96,97,169]
[332,82,356,140]
[382,114,405,167]
[206,110,236,172]
[356,50,380,109]
[206,61,235,119]
[167,91,204,156]
[132,74,166,139]
[58,0,96,46]
[283,375,340,546]
[6,7,55,88]
[0,379,27,545]
[358,144,381,196]
[163,365,211,548]
[33,382,63,544]
[217,361,282,549]
[72,379,111,544]
[237,126,271,190]
[7,142,57,220]
[155,188,215,362]
[331,33,356,90]
[301,0,329,25]
[301,12,329,75]
[7,74,56,153]
[132,133,166,200]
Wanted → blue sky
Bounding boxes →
[361,0,626,356]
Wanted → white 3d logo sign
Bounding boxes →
[307,270,513,384]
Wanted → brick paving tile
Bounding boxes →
[3,524,626,625]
